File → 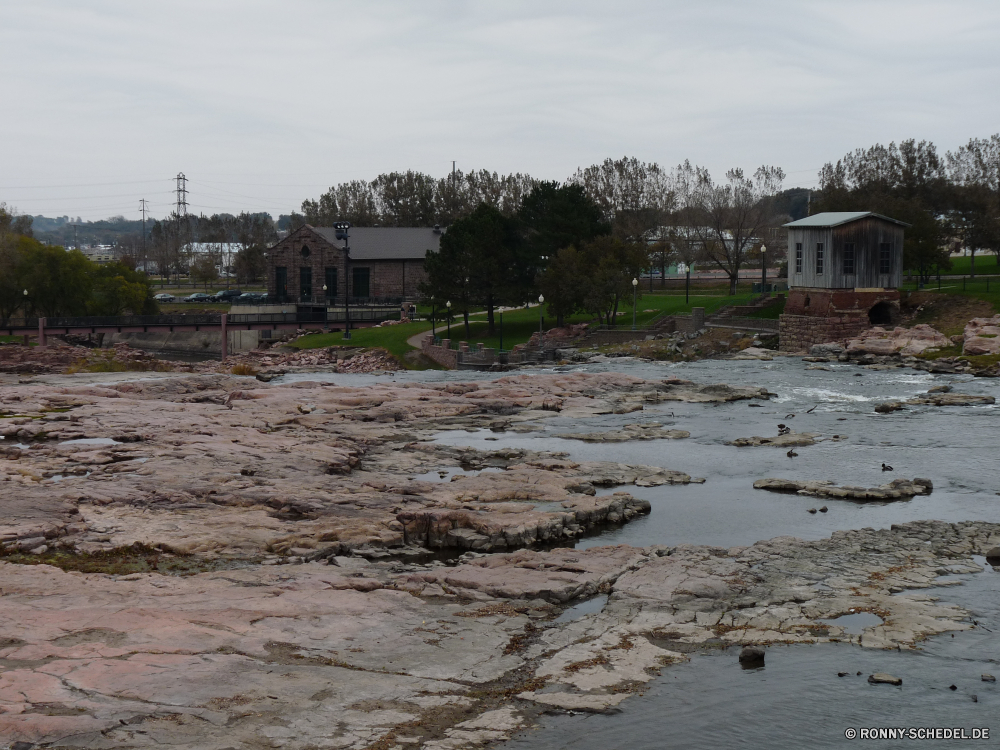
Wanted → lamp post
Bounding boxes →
[538,294,544,350]
[446,300,451,339]
[632,277,638,330]
[499,308,503,351]
[760,244,767,294]
[685,263,692,304]
[334,222,351,339]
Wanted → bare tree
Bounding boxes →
[569,157,674,243]
[673,162,785,295]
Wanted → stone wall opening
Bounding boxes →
[868,301,893,325]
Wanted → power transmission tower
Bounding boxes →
[139,198,148,251]
[175,173,188,217]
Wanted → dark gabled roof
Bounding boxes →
[783,211,910,229]
[309,226,442,260]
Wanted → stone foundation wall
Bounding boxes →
[779,313,871,352]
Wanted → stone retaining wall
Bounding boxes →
[779,313,871,352]
[420,335,459,369]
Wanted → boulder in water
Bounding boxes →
[868,673,902,686]
[739,646,765,667]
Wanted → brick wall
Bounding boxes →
[778,288,901,352]
[267,227,426,301]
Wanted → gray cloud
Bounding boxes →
[3,0,999,220]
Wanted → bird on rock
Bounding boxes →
[787,449,798,458]
[882,463,894,472]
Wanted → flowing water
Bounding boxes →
[280,357,1000,747]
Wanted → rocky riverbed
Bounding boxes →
[1,360,999,748]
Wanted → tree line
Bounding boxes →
[419,158,790,337]
[0,204,157,320]
[147,212,277,285]
[815,136,1000,281]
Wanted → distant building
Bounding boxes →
[779,211,908,351]
[79,245,116,264]
[265,225,441,303]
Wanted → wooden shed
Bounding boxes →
[784,212,908,290]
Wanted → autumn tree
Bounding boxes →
[673,162,785,295]
[946,135,1000,275]
[815,139,951,281]
[569,157,673,242]
[577,236,647,326]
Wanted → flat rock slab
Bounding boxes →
[753,477,933,501]
[0,520,998,746]
[875,391,995,413]
[555,422,690,442]
[730,432,820,448]
[868,673,903,686]
[0,372,731,558]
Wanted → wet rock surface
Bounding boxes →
[874,388,996,413]
[1,519,996,745]
[730,431,821,448]
[0,372,731,559]
[2,363,999,748]
[554,421,690,442]
[753,477,933,501]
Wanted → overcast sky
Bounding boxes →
[3,0,1000,221]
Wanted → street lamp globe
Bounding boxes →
[23,289,28,296]
[632,277,638,287]
[538,294,544,304]
[446,300,451,309]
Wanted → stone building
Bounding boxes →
[779,212,908,351]
[265,225,441,303]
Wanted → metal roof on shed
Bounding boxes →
[783,211,909,228]
[310,226,442,260]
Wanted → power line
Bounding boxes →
[0,178,169,190]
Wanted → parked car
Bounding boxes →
[185,293,213,302]
[153,293,175,302]
[235,293,264,305]
[212,289,243,302]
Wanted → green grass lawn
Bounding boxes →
[289,320,435,363]
[919,255,1000,276]
[0,335,33,345]
[291,286,761,368]
[901,277,1000,313]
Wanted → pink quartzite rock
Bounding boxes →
[963,316,1000,356]
[846,325,950,356]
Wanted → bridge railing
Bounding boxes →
[1,305,406,331]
